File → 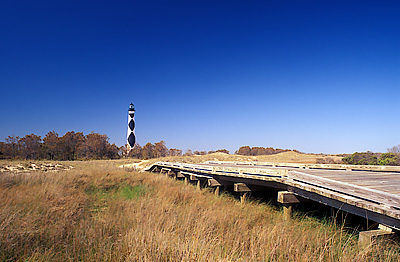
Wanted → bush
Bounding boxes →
[342,152,378,165]
[342,151,400,166]
[378,153,399,166]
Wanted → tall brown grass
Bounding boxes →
[0,160,399,261]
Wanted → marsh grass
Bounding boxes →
[1,160,399,261]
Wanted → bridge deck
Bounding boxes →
[146,161,400,229]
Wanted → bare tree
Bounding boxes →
[4,135,20,158]
[19,134,42,159]
[388,145,400,155]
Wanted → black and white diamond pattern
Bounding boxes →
[127,104,136,149]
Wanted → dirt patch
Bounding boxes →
[0,162,74,173]
[119,160,149,171]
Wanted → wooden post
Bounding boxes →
[170,171,177,179]
[214,186,220,196]
[184,177,188,185]
[176,171,185,179]
[188,174,201,190]
[240,192,249,203]
[166,170,175,178]
[207,179,222,196]
[234,183,252,204]
[160,168,171,176]
[207,179,221,187]
[278,191,307,220]
[283,204,293,220]
[359,228,397,247]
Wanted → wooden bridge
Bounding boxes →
[145,160,400,242]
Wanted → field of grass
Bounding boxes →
[133,151,343,170]
[1,159,399,261]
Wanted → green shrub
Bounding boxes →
[342,152,378,165]
[378,153,399,166]
[343,152,400,166]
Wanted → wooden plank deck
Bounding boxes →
[146,161,400,229]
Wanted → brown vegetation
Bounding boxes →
[235,146,300,156]
[1,160,399,261]
[137,151,344,170]
[0,132,119,160]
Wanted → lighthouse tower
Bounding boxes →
[127,103,136,152]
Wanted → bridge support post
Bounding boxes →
[189,175,201,190]
[168,170,176,179]
[234,183,252,203]
[240,192,250,203]
[176,171,185,180]
[283,204,293,220]
[359,225,397,247]
[278,191,307,220]
[207,179,222,196]
[160,168,171,176]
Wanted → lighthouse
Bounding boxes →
[127,103,136,152]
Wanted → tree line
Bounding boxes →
[1,131,304,161]
[127,142,231,159]
[0,131,120,160]
[0,131,232,161]
[9,130,399,166]
[127,141,181,159]
[235,146,300,156]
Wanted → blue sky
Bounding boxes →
[1,0,399,154]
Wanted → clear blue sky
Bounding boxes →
[1,0,399,154]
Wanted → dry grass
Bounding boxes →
[140,151,343,168]
[1,160,399,261]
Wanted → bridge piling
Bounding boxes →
[234,183,252,203]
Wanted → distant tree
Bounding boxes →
[235,146,251,156]
[194,151,207,155]
[42,131,59,160]
[388,145,400,159]
[128,144,143,158]
[19,134,42,160]
[141,143,155,159]
[216,149,229,154]
[60,131,85,160]
[251,147,265,156]
[168,148,182,156]
[106,143,120,159]
[184,149,193,156]
[0,142,5,159]
[76,132,110,159]
[154,141,168,158]
[4,135,20,159]
[388,145,400,154]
